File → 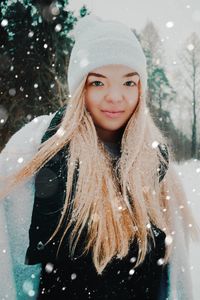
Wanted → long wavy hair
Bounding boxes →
[0,75,198,275]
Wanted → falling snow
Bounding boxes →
[45,263,54,273]
[55,24,62,32]
[1,19,8,27]
[51,6,60,16]
[157,258,164,266]
[22,279,34,294]
[146,223,151,229]
[130,257,136,263]
[71,273,77,280]
[165,235,173,246]
[166,21,174,28]
[28,31,34,38]
[187,43,194,51]
[17,157,24,164]
[151,141,159,149]
[129,269,135,275]
[8,88,16,96]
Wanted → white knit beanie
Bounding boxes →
[67,14,147,97]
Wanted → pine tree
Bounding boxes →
[140,21,176,112]
[0,0,90,150]
[180,33,200,158]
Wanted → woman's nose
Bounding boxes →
[105,86,123,103]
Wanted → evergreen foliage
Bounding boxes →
[0,0,89,149]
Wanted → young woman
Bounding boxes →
[0,14,198,300]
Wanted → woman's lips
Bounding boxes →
[101,110,124,118]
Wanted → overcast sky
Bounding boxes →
[68,0,200,70]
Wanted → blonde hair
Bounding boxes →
[0,76,198,275]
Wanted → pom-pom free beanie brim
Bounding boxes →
[67,15,147,97]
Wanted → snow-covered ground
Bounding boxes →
[174,159,200,300]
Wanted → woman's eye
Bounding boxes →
[124,81,136,87]
[90,81,103,86]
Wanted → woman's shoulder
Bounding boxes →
[0,102,67,156]
[1,114,55,152]
[0,113,56,178]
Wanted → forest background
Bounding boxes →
[0,0,200,161]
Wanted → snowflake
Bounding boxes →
[157,258,164,266]
[71,273,77,280]
[166,21,174,28]
[187,44,194,51]
[129,269,135,275]
[130,257,136,263]
[51,6,60,16]
[17,157,24,164]
[165,235,173,246]
[151,141,159,149]
[1,19,8,27]
[22,280,34,293]
[45,263,54,273]
[33,117,38,123]
[28,31,34,38]
[8,88,16,96]
[55,24,62,32]
[28,290,35,297]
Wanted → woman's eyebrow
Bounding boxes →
[123,72,139,78]
[87,72,139,78]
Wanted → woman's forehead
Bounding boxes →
[87,65,139,79]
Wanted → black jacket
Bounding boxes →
[25,106,169,300]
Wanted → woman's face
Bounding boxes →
[84,64,140,143]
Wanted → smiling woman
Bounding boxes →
[85,65,140,143]
[0,14,198,300]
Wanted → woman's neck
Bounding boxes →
[95,126,124,144]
